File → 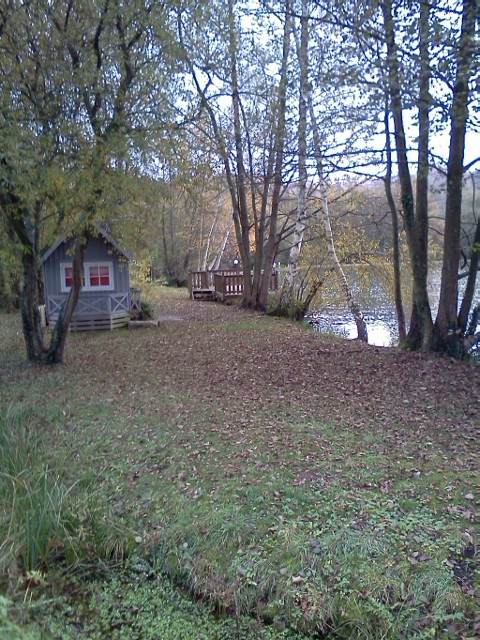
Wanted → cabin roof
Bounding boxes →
[41,223,132,264]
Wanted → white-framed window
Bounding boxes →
[60,262,114,292]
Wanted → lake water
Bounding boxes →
[307,264,480,347]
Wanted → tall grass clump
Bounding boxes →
[0,403,80,580]
[0,403,135,587]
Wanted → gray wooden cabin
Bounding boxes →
[42,227,138,331]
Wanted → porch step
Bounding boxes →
[192,288,215,301]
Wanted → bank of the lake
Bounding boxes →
[1,285,478,639]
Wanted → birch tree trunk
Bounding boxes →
[318,170,368,343]
[209,223,232,271]
[308,106,368,342]
[282,0,308,312]
[201,207,219,271]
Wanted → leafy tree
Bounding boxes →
[177,0,296,311]
[0,0,178,363]
[313,0,479,356]
[0,208,21,311]
[152,135,235,286]
[281,0,309,314]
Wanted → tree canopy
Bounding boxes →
[1,0,479,360]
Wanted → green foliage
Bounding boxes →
[0,596,38,640]
[130,258,154,284]
[0,403,136,584]
[139,298,156,320]
[28,560,304,640]
[0,404,77,576]
[267,291,309,321]
[149,471,471,639]
[0,222,21,312]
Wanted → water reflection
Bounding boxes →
[307,264,480,348]
[308,309,399,347]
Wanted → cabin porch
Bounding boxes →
[46,288,142,331]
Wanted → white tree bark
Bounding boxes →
[308,101,368,342]
[317,172,368,342]
[201,206,219,271]
[283,0,308,308]
[209,222,232,271]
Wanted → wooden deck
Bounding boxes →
[189,270,279,302]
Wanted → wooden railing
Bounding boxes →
[189,269,240,291]
[189,270,211,290]
[270,270,279,292]
[213,272,244,300]
[46,292,136,319]
[189,269,279,302]
[130,287,142,312]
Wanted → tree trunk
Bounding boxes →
[46,233,87,364]
[257,0,292,311]
[180,1,291,312]
[12,206,87,363]
[382,0,433,349]
[458,216,480,334]
[407,0,431,348]
[464,303,480,351]
[308,102,368,342]
[201,207,219,271]
[319,173,368,343]
[20,245,46,362]
[282,0,308,314]
[209,222,232,271]
[227,0,254,306]
[383,99,406,344]
[433,0,477,356]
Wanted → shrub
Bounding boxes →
[140,298,156,320]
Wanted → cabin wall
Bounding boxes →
[43,235,130,298]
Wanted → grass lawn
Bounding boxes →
[0,284,478,639]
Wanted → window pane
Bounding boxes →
[88,264,110,287]
[65,267,73,288]
[99,266,110,285]
[89,266,100,286]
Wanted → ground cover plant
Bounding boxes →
[0,285,478,638]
